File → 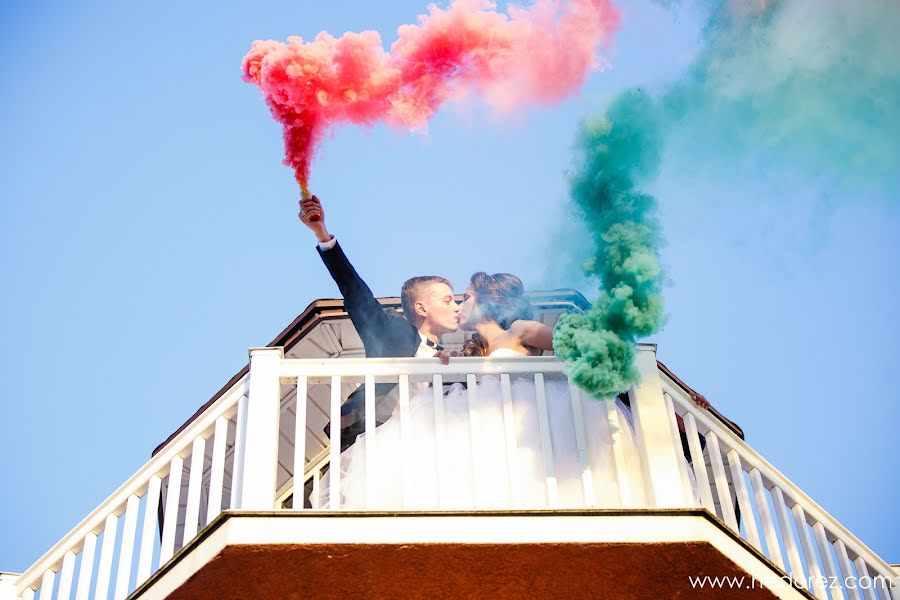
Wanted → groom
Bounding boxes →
[300,195,460,449]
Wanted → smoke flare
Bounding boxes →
[242,0,620,194]
[553,90,666,397]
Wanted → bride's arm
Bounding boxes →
[508,320,554,351]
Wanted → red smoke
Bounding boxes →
[242,0,620,196]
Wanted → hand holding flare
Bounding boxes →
[299,195,329,238]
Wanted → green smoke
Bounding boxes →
[664,0,900,186]
[553,89,666,397]
[554,0,900,396]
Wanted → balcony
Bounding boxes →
[3,295,897,600]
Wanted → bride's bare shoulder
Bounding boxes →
[507,319,554,351]
[507,319,542,333]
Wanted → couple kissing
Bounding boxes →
[299,194,554,450]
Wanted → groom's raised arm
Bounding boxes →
[300,195,410,356]
[318,240,394,345]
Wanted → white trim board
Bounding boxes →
[132,509,814,600]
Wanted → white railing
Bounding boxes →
[273,346,687,513]
[8,345,897,599]
[10,376,247,600]
[662,376,899,600]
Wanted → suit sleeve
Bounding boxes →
[317,240,417,357]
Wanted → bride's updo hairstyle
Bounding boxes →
[462,272,533,357]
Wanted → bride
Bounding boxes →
[314,272,647,510]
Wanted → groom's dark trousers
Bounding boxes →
[318,240,421,450]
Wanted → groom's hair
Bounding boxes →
[400,276,452,325]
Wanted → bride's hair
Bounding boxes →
[461,272,533,357]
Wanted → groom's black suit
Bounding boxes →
[318,239,421,449]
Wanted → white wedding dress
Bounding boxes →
[314,348,661,510]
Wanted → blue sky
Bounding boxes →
[1,0,897,573]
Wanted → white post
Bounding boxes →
[628,344,693,507]
[235,346,284,510]
[0,573,19,600]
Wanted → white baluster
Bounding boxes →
[230,393,248,510]
[432,374,445,509]
[887,573,900,600]
[663,393,693,504]
[183,436,207,542]
[499,373,519,507]
[236,347,284,510]
[874,569,898,600]
[94,512,119,599]
[772,486,807,588]
[365,374,376,509]
[312,469,321,510]
[726,450,761,550]
[57,551,76,600]
[749,469,785,571]
[21,589,34,600]
[705,432,738,530]
[114,494,140,600]
[159,456,184,564]
[606,394,633,508]
[294,375,309,510]
[533,373,558,508]
[466,374,480,507]
[852,557,878,600]
[39,570,55,600]
[813,522,846,600]
[329,375,342,509]
[683,413,715,512]
[398,374,412,507]
[833,540,862,600]
[206,417,229,522]
[136,475,161,583]
[568,384,596,507]
[74,532,97,600]
[793,504,827,599]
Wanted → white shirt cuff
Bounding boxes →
[318,235,337,251]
